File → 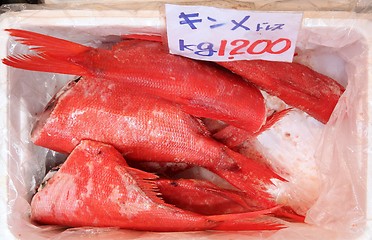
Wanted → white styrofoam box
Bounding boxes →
[42,0,366,12]
[0,7,371,240]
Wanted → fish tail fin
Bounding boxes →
[2,29,91,76]
[208,206,286,231]
[5,29,91,57]
[2,54,89,76]
[212,148,307,223]
[209,147,286,209]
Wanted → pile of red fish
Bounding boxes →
[3,29,345,232]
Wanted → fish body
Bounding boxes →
[121,34,344,124]
[218,60,344,123]
[31,77,282,209]
[3,29,266,133]
[156,178,258,215]
[31,140,281,231]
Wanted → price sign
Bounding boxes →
[165,4,303,62]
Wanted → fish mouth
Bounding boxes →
[30,76,81,140]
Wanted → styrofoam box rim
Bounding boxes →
[0,9,371,240]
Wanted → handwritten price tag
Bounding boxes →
[165,4,303,62]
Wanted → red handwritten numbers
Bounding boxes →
[218,38,291,59]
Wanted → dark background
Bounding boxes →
[1,0,41,5]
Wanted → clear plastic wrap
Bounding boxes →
[0,2,371,240]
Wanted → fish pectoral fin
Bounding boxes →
[125,166,166,205]
[208,205,286,231]
[256,108,293,135]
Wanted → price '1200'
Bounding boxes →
[179,38,292,60]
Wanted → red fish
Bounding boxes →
[31,76,283,211]
[114,33,344,124]
[31,139,282,231]
[119,33,343,124]
[2,29,266,134]
[156,178,304,222]
[217,60,345,124]
[155,178,258,215]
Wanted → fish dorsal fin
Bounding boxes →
[125,166,166,205]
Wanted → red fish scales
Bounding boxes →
[218,60,345,123]
[31,77,282,209]
[156,178,259,215]
[3,29,266,134]
[31,140,283,231]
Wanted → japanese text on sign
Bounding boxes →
[165,4,303,62]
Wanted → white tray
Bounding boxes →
[0,8,371,240]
